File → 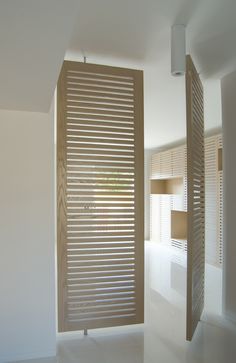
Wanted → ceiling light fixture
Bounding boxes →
[171,25,186,76]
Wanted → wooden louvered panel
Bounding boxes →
[217,136,223,265]
[218,171,223,264]
[183,146,188,212]
[205,136,218,265]
[57,61,144,332]
[186,55,205,341]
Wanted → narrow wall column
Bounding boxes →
[221,70,236,322]
[0,109,56,362]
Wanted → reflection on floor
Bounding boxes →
[12,242,236,363]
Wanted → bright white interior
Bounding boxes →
[0,0,79,112]
[66,0,233,148]
[0,108,55,362]
[0,1,228,146]
[8,243,236,363]
[0,1,236,362]
[221,71,236,323]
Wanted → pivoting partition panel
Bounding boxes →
[57,61,144,332]
[186,55,205,340]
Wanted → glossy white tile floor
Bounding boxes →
[12,242,236,363]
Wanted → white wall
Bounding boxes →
[0,0,80,112]
[0,110,55,362]
[204,79,222,132]
[221,70,236,323]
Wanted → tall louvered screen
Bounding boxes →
[186,55,205,341]
[217,135,223,265]
[205,136,218,265]
[57,61,144,332]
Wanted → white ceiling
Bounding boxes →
[0,0,234,148]
[67,0,236,148]
[0,0,80,112]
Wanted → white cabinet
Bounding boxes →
[150,135,223,266]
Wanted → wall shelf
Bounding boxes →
[150,177,183,195]
[171,210,187,240]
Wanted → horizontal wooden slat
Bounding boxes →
[67,232,135,239]
[67,275,135,286]
[67,142,135,151]
[67,102,134,112]
[68,259,135,268]
[67,223,135,230]
[67,133,134,142]
[67,96,134,107]
[67,195,135,200]
[66,83,134,95]
[67,119,134,129]
[68,297,135,307]
[68,308,136,319]
[67,269,135,278]
[68,253,135,261]
[67,175,134,183]
[67,106,134,118]
[67,124,134,135]
[67,223,134,231]
[67,245,134,253]
[67,201,134,208]
[67,72,134,83]
[68,301,136,313]
[68,282,135,293]
[67,167,135,174]
[67,113,134,123]
[67,68,133,80]
[67,240,135,247]
[67,235,135,242]
[66,184,134,191]
[67,150,134,159]
[67,197,134,204]
[68,293,135,303]
[67,78,134,90]
[69,267,136,275]
[67,180,134,187]
[67,89,134,101]
[67,228,135,235]
[68,310,136,321]
[67,135,134,144]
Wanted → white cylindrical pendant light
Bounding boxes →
[171,25,186,76]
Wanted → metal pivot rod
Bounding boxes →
[84,328,88,336]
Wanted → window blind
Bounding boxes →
[57,61,144,332]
